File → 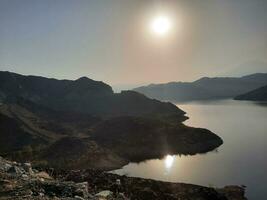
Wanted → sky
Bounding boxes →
[0,0,267,87]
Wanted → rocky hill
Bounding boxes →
[0,71,184,117]
[234,85,267,101]
[0,71,222,170]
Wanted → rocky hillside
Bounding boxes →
[0,71,223,170]
[0,157,247,200]
[0,71,184,117]
[234,85,267,101]
[0,100,222,170]
[134,73,267,102]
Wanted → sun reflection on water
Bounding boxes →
[164,155,175,170]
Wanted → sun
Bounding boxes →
[151,15,172,36]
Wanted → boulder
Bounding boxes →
[35,171,53,180]
[21,174,29,180]
[23,162,33,174]
[7,166,24,175]
[74,182,89,198]
[95,190,113,199]
[0,162,12,172]
[0,156,12,172]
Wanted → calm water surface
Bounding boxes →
[112,100,267,199]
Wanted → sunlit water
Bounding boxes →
[112,100,267,199]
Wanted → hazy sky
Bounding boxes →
[0,0,267,86]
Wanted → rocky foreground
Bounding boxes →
[0,157,247,200]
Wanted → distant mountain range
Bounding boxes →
[235,85,267,101]
[134,73,267,102]
[0,71,222,170]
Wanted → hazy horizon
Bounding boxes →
[1,0,267,85]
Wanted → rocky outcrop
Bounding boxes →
[0,156,92,200]
[0,157,247,200]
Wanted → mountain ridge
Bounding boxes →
[134,73,267,102]
[235,84,267,101]
[0,71,184,118]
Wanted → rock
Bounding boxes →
[7,166,24,175]
[0,162,12,172]
[117,193,128,200]
[24,189,33,196]
[95,190,113,199]
[39,192,45,196]
[0,157,247,200]
[0,156,13,172]
[220,186,247,200]
[23,162,33,174]
[21,174,29,180]
[35,171,53,180]
[0,179,12,185]
[74,196,85,200]
[132,187,158,199]
[0,179,14,192]
[74,182,89,198]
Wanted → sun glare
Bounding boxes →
[151,15,172,36]
[164,155,174,169]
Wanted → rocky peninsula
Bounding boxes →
[0,71,223,170]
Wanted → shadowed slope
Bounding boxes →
[235,85,267,101]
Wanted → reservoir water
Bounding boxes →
[112,100,267,199]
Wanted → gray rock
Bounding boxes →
[74,182,89,198]
[74,196,85,200]
[39,192,45,196]
[0,162,12,172]
[21,174,29,180]
[7,166,24,175]
[95,190,113,199]
[23,162,33,174]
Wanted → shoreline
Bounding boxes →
[0,156,247,200]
